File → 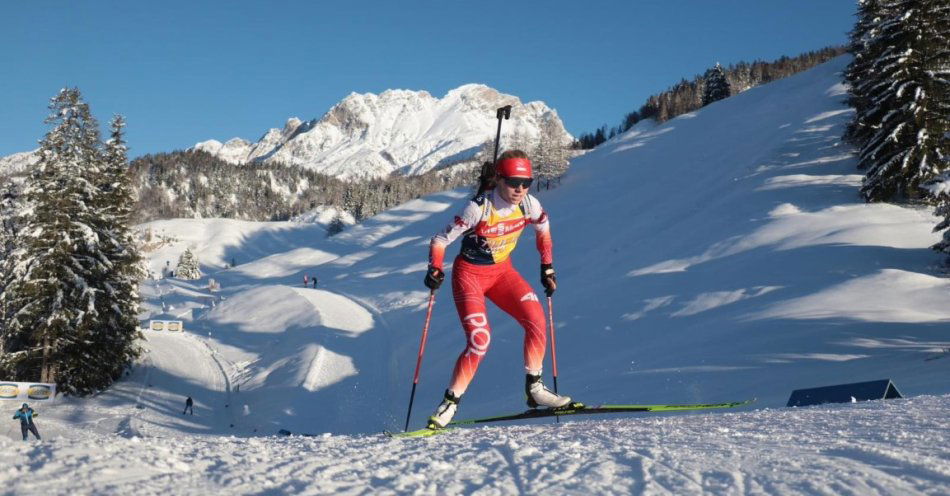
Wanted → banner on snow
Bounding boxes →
[0,382,56,401]
[149,320,184,332]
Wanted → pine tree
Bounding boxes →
[90,115,143,380]
[534,115,570,189]
[326,213,346,237]
[924,172,950,253]
[0,180,24,358]
[533,121,551,191]
[176,248,202,280]
[506,128,534,157]
[915,0,950,249]
[702,63,732,106]
[0,88,111,391]
[857,0,950,201]
[844,0,890,148]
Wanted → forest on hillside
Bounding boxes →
[129,150,475,224]
[573,46,848,149]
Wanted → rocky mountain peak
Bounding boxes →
[193,84,572,180]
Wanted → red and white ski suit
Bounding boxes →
[429,189,553,395]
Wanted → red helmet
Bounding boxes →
[496,157,532,178]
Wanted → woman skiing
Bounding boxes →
[424,150,570,429]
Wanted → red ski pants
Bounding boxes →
[447,257,547,395]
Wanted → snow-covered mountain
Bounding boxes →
[0,149,38,178]
[194,84,572,179]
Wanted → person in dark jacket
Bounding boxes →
[13,403,41,441]
[183,396,194,415]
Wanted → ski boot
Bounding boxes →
[526,373,573,409]
[427,389,461,429]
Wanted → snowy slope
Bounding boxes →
[1,56,948,493]
[194,84,572,179]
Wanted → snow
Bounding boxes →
[0,149,39,177]
[0,396,946,494]
[191,84,572,180]
[2,56,949,494]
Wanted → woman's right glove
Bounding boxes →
[424,266,445,290]
[540,263,557,296]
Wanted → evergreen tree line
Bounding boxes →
[0,89,143,395]
[130,150,476,224]
[574,46,847,149]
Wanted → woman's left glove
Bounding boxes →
[424,266,445,290]
[540,263,557,297]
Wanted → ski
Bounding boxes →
[449,399,756,426]
[384,428,451,439]
[388,399,755,439]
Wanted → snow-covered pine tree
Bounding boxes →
[534,115,570,190]
[858,0,950,202]
[0,88,112,392]
[326,212,346,237]
[90,115,143,380]
[924,172,950,253]
[543,115,570,186]
[176,248,202,280]
[701,63,732,106]
[844,0,889,149]
[506,128,534,158]
[0,180,24,280]
[0,180,25,357]
[533,120,551,191]
[728,62,754,93]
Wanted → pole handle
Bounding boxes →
[493,105,513,164]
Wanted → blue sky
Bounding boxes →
[1,1,857,158]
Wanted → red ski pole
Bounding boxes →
[404,290,436,431]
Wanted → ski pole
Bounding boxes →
[546,295,561,424]
[404,289,437,432]
[546,296,559,394]
[493,105,512,163]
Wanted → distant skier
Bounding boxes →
[312,276,318,288]
[423,150,570,430]
[13,403,41,441]
[183,396,194,415]
[303,275,309,287]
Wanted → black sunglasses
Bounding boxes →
[501,176,533,189]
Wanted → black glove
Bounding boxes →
[540,263,556,297]
[424,266,445,290]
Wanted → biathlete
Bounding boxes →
[424,150,570,429]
